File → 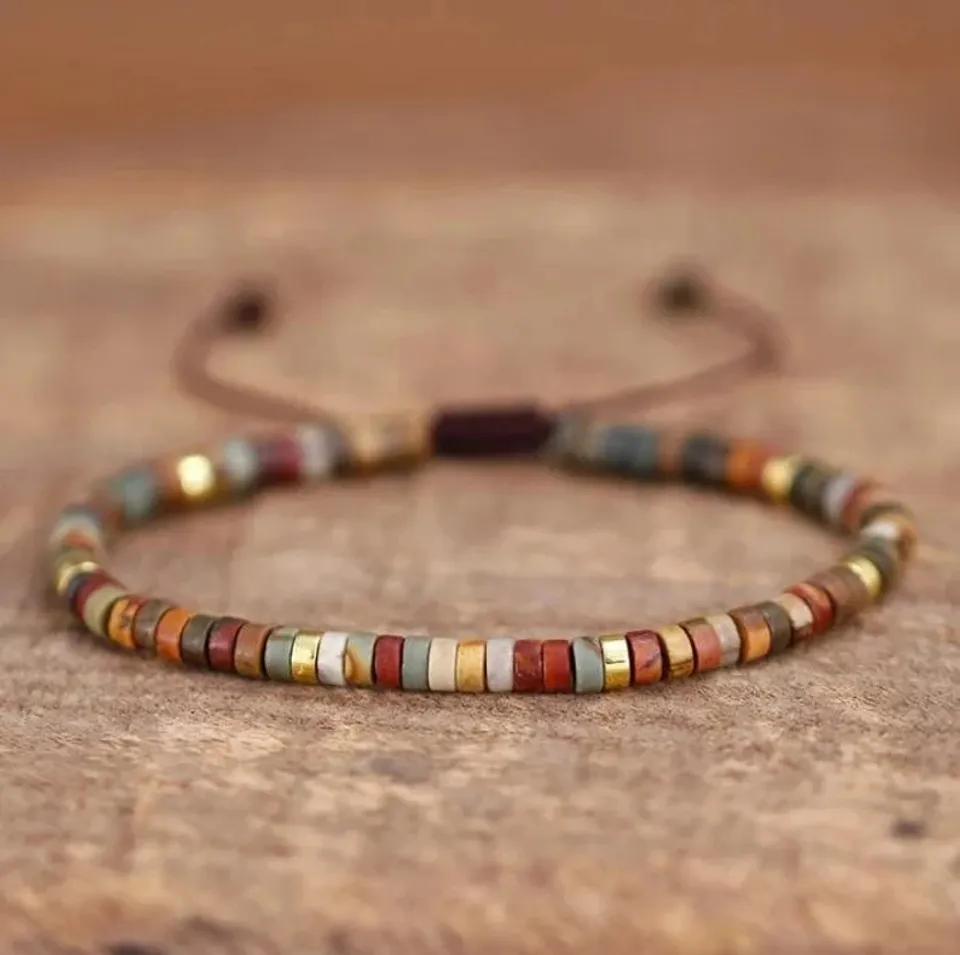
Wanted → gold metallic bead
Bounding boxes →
[599,635,631,690]
[52,551,101,596]
[290,631,323,684]
[656,624,695,680]
[344,413,431,473]
[843,555,884,601]
[176,453,218,502]
[761,454,803,504]
[455,640,487,692]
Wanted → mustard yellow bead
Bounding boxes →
[176,454,218,502]
[599,635,631,690]
[843,555,883,601]
[761,454,803,504]
[290,631,323,684]
[343,413,431,473]
[656,624,695,680]
[455,640,487,692]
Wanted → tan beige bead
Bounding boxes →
[455,640,486,693]
[427,638,459,692]
[656,624,695,680]
[761,454,803,504]
[843,555,884,601]
[343,413,431,472]
[290,631,323,684]
[599,635,631,690]
[774,592,815,642]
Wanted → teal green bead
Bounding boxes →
[263,626,299,681]
[400,636,431,691]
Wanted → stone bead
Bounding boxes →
[485,637,516,693]
[81,584,127,640]
[207,617,246,672]
[729,607,772,663]
[52,549,101,598]
[70,571,120,619]
[755,600,793,654]
[234,623,273,678]
[760,454,803,504]
[786,582,834,636]
[104,466,161,525]
[264,626,299,681]
[132,598,173,653]
[344,633,378,688]
[806,566,870,624]
[843,555,884,601]
[656,624,695,679]
[848,539,901,590]
[859,513,917,561]
[427,638,459,692]
[254,433,303,485]
[513,639,544,692]
[155,607,193,664]
[680,618,723,672]
[679,433,730,487]
[180,614,218,667]
[342,413,431,473]
[702,613,741,667]
[725,440,775,494]
[789,460,837,522]
[542,639,573,692]
[838,481,879,533]
[373,634,404,689]
[218,436,261,493]
[822,473,860,528]
[595,424,661,478]
[545,414,591,466]
[48,505,105,553]
[455,640,487,693]
[317,631,350,687]
[625,630,664,684]
[599,635,631,690]
[774,593,814,643]
[571,636,605,693]
[657,430,686,477]
[290,631,323,684]
[106,595,146,649]
[400,636,431,691]
[295,423,344,481]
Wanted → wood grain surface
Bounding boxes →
[2,5,960,954]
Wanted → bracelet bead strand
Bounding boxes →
[48,409,917,693]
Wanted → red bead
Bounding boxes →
[625,630,664,684]
[542,639,573,692]
[513,640,544,692]
[254,433,302,484]
[787,582,835,635]
[207,617,246,672]
[373,635,404,689]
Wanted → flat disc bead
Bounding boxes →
[295,423,344,481]
[656,625,695,680]
[427,638,459,692]
[180,614,218,667]
[253,433,303,485]
[106,595,147,649]
[81,584,128,640]
[786,582,834,636]
[342,413,431,473]
[625,630,664,684]
[485,637,515,693]
[822,473,861,528]
[860,513,917,561]
[542,639,573,691]
[679,433,730,487]
[599,635,631,690]
[52,550,101,598]
[773,593,815,643]
[843,555,884,601]
[155,607,193,663]
[755,600,793,654]
[264,626,300,681]
[729,607,772,663]
[207,617,246,672]
[290,631,323,684]
[455,640,487,692]
[513,639,544,692]
[217,437,261,494]
[571,637,605,693]
[725,440,775,494]
[806,566,870,624]
[702,614,741,667]
[132,598,173,652]
[344,633,377,687]
[399,635,431,691]
[317,631,350,687]
[234,622,273,678]
[848,539,901,590]
[760,454,803,504]
[680,618,724,672]
[373,634,404,689]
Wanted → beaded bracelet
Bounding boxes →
[48,408,916,693]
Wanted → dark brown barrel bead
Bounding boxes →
[789,461,837,522]
[207,617,246,672]
[807,566,871,625]
[180,614,218,668]
[373,634,404,689]
[542,639,573,692]
[132,598,172,652]
[680,618,724,672]
[679,433,730,487]
[625,630,664,684]
[786,582,834,635]
[755,600,794,654]
[513,639,544,692]
[431,404,556,457]
[234,623,273,678]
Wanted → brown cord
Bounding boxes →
[170,266,787,423]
